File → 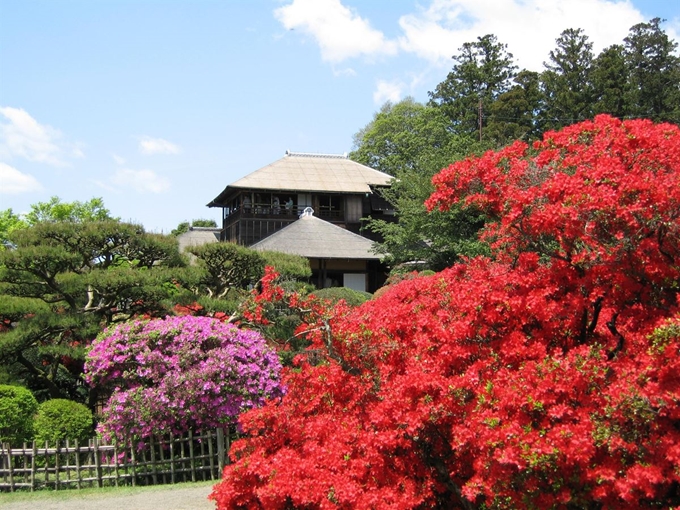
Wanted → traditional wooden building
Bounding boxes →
[207,151,395,246]
[206,151,395,292]
[176,226,221,252]
[251,207,385,292]
[176,226,221,263]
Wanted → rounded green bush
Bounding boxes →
[312,287,372,307]
[0,385,38,445]
[33,399,94,445]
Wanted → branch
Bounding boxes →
[411,432,477,510]
[81,297,116,314]
[43,295,69,304]
[43,274,77,309]
[16,353,62,398]
[588,296,603,336]
[606,312,624,360]
[84,284,95,309]
[657,225,675,264]
[580,296,603,343]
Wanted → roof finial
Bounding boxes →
[300,207,314,218]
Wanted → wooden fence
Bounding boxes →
[0,428,233,492]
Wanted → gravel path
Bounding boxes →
[0,482,217,510]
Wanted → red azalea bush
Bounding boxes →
[211,116,680,509]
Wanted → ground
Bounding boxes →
[0,481,216,510]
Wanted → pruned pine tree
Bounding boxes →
[0,221,184,404]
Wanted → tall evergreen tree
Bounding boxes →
[540,28,595,131]
[429,34,517,138]
[591,44,629,118]
[486,70,543,145]
[624,18,680,123]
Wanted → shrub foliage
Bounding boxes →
[33,398,94,445]
[85,315,284,443]
[0,385,38,444]
[311,287,372,307]
[211,116,680,509]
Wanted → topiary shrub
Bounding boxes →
[260,252,312,281]
[0,385,38,445]
[33,399,94,445]
[372,270,437,300]
[311,287,372,307]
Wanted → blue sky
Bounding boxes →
[1,0,678,233]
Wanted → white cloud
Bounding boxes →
[273,0,674,106]
[91,178,116,192]
[0,162,43,194]
[0,107,72,166]
[397,0,646,71]
[373,80,404,104]
[111,168,171,194]
[111,153,126,165]
[274,0,398,62]
[332,66,357,77]
[273,0,657,94]
[138,137,181,155]
[668,19,680,42]
[71,144,85,159]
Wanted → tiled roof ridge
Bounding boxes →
[188,226,222,232]
[284,150,348,159]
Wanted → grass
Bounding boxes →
[0,479,216,504]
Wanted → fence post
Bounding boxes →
[43,441,49,485]
[20,442,27,491]
[3,443,14,492]
[216,428,225,474]
[93,437,102,488]
[226,427,231,466]
[74,439,82,490]
[207,431,215,480]
[113,443,120,487]
[157,436,167,485]
[198,432,207,481]
[129,440,137,487]
[30,441,36,491]
[169,432,175,484]
[64,440,71,486]
[188,430,196,482]
[55,443,60,490]
[150,436,158,485]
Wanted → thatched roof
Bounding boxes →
[177,227,221,253]
[207,151,393,207]
[250,208,381,260]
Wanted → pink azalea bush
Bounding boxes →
[85,316,283,442]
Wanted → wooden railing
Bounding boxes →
[0,428,233,492]
[226,205,344,221]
